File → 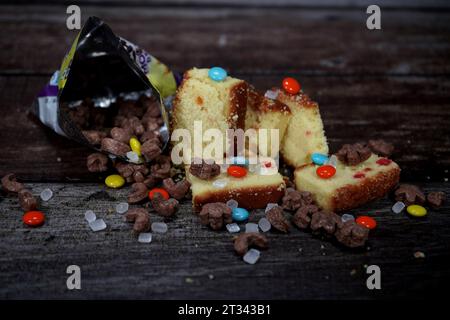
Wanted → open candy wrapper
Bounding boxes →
[32,16,178,163]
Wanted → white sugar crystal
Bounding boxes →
[226,199,239,210]
[226,223,240,233]
[151,222,168,234]
[265,203,278,213]
[258,217,271,232]
[264,89,279,100]
[220,163,229,173]
[212,178,228,189]
[392,201,405,214]
[89,219,106,232]
[115,202,129,214]
[245,223,259,233]
[138,233,152,243]
[84,210,96,223]
[126,151,141,163]
[243,249,260,265]
[327,155,338,167]
[40,188,53,201]
[341,214,355,223]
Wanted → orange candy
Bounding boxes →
[316,165,336,179]
[356,216,377,230]
[23,211,45,227]
[148,188,170,200]
[227,165,247,178]
[282,77,301,95]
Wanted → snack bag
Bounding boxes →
[32,16,177,162]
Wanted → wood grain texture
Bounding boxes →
[0,182,449,299]
[0,6,449,75]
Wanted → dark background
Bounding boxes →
[0,0,449,299]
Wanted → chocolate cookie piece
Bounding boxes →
[335,220,369,248]
[292,204,320,229]
[395,184,426,206]
[427,191,446,209]
[125,208,150,234]
[310,211,342,236]
[1,173,25,193]
[368,139,394,157]
[151,193,179,217]
[266,206,290,233]
[336,143,372,166]
[86,153,109,172]
[18,189,38,211]
[163,178,191,200]
[198,202,232,230]
[281,188,314,211]
[101,138,131,156]
[234,233,268,256]
[127,183,148,204]
[189,159,221,180]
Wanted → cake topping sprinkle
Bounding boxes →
[316,165,336,179]
[208,67,227,82]
[282,77,301,95]
[335,143,372,166]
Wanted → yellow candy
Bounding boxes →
[129,137,142,156]
[407,204,427,217]
[105,174,125,189]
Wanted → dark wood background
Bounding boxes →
[0,0,449,299]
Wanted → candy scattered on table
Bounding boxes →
[282,77,301,95]
[316,165,336,179]
[40,188,53,201]
[89,219,107,232]
[265,203,278,213]
[22,211,45,227]
[243,248,261,265]
[258,217,271,232]
[407,204,427,217]
[356,216,377,230]
[226,223,241,233]
[245,223,259,233]
[208,67,227,82]
[227,165,247,178]
[232,207,249,222]
[151,222,168,234]
[84,210,96,223]
[115,202,129,214]
[129,137,142,156]
[212,178,229,188]
[341,213,355,223]
[226,199,239,210]
[105,174,125,188]
[392,201,405,214]
[138,232,152,243]
[148,188,169,200]
[311,153,329,166]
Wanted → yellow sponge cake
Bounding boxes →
[276,89,328,167]
[294,154,400,212]
[171,68,248,154]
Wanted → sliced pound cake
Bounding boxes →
[294,154,400,212]
[171,68,248,156]
[245,86,292,157]
[275,88,328,167]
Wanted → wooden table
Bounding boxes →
[0,1,449,299]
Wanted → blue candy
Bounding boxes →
[208,67,227,82]
[311,153,329,165]
[230,156,249,166]
[232,207,249,222]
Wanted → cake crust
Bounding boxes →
[193,184,285,212]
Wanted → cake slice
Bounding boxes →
[275,88,328,167]
[294,154,400,212]
[187,167,286,212]
[245,86,292,157]
[171,68,248,155]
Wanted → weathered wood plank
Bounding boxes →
[0,182,448,299]
[1,75,449,182]
[0,6,449,75]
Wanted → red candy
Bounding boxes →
[227,165,247,178]
[22,211,45,227]
[148,188,170,200]
[316,165,336,179]
[282,77,301,95]
[353,172,365,179]
[376,158,392,166]
[356,216,377,230]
